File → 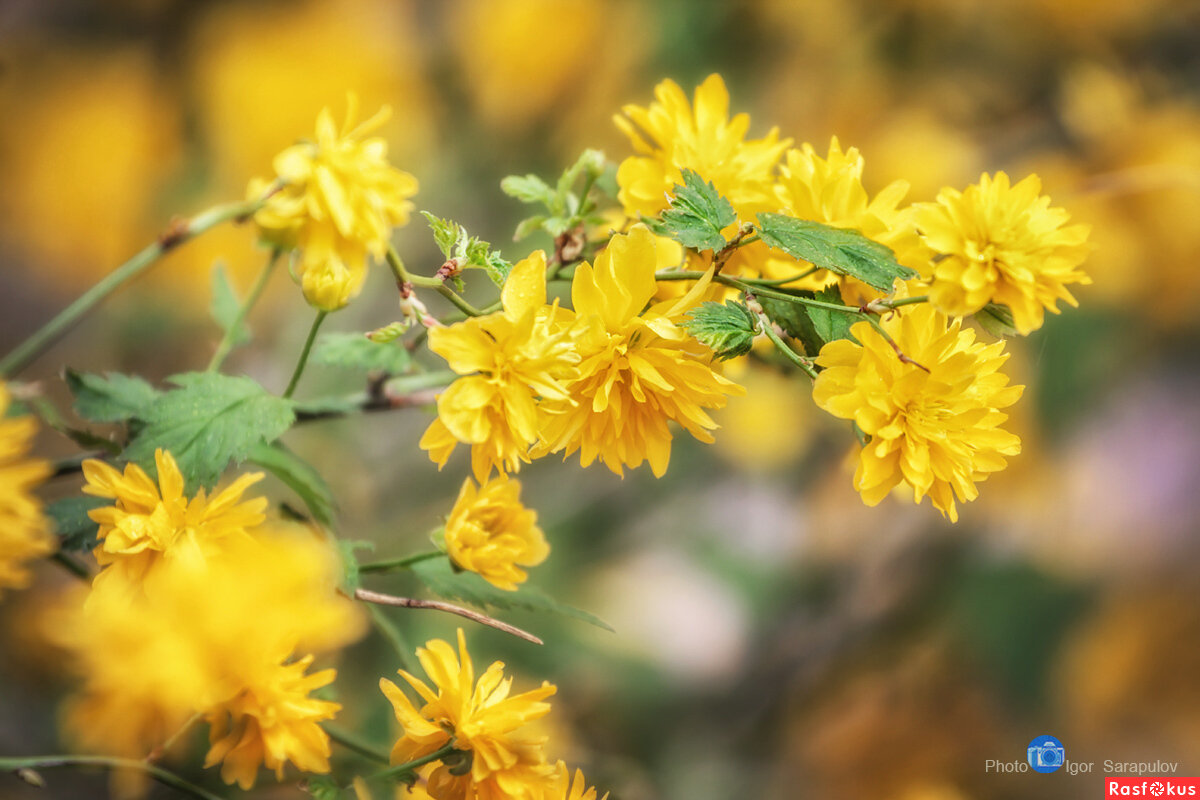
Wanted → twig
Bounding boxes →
[354,588,543,645]
[0,755,226,800]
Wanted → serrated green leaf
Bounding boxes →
[304,775,343,800]
[484,252,514,288]
[501,174,557,208]
[757,213,917,291]
[47,495,109,552]
[421,211,459,258]
[805,286,860,347]
[513,215,548,241]
[123,372,294,489]
[312,332,411,374]
[659,169,738,253]
[975,302,1018,338]
[682,300,757,359]
[65,369,160,423]
[209,262,250,347]
[410,557,613,632]
[246,440,337,526]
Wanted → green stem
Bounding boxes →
[435,285,487,317]
[0,194,274,378]
[756,311,819,379]
[206,250,281,372]
[367,741,457,782]
[325,724,391,765]
[359,551,443,574]
[283,311,328,399]
[877,294,929,309]
[0,755,226,800]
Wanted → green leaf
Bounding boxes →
[123,372,295,489]
[209,262,250,347]
[805,286,860,347]
[246,440,337,526]
[513,215,549,241]
[303,775,343,800]
[483,252,514,288]
[313,332,411,375]
[47,496,109,552]
[975,303,1018,338]
[759,296,824,357]
[65,369,160,423]
[421,211,459,258]
[366,321,410,344]
[682,300,757,359]
[756,213,917,291]
[500,174,557,209]
[410,557,613,632]
[659,169,737,253]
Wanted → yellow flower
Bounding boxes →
[445,476,549,592]
[812,303,1024,522]
[420,251,581,481]
[538,762,607,800]
[540,225,743,477]
[614,74,789,221]
[204,655,341,790]
[250,95,419,310]
[914,172,1091,334]
[380,629,557,800]
[0,383,54,594]
[51,528,364,788]
[767,138,927,298]
[82,449,266,593]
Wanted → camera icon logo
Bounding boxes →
[1027,734,1066,774]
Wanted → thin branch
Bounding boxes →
[325,724,391,765]
[366,741,457,782]
[354,588,543,645]
[0,755,226,800]
[359,551,444,574]
[283,311,328,399]
[207,249,281,372]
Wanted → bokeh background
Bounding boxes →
[4,1,1200,798]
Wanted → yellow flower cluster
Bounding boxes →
[249,96,419,311]
[610,75,1090,517]
[423,226,742,481]
[0,381,54,594]
[56,450,364,790]
[812,304,1024,522]
[381,629,604,800]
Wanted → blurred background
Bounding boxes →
[3,1,1200,798]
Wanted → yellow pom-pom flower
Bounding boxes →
[540,225,743,477]
[614,74,789,221]
[380,629,557,800]
[444,475,549,592]
[420,251,581,480]
[0,382,54,595]
[249,95,419,311]
[812,303,1024,522]
[82,449,267,592]
[768,138,927,298]
[914,172,1091,334]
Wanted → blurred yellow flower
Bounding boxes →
[420,251,581,480]
[52,528,363,786]
[0,383,54,595]
[445,475,549,592]
[767,138,927,297]
[204,655,341,790]
[250,96,418,310]
[713,359,816,472]
[914,172,1091,334]
[380,628,557,800]
[540,226,743,477]
[812,303,1023,522]
[82,449,266,593]
[539,761,607,800]
[614,74,789,220]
